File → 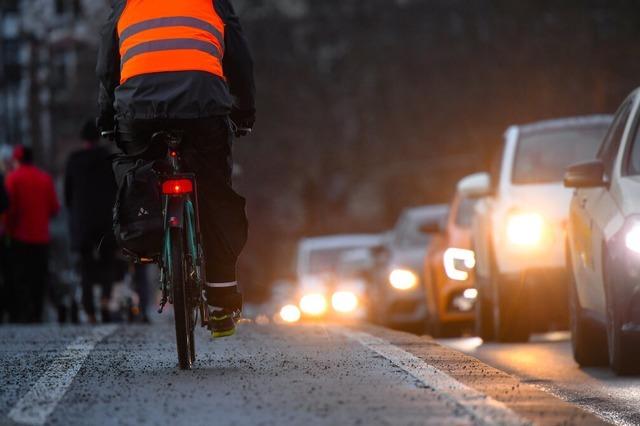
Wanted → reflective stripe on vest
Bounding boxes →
[117,0,225,84]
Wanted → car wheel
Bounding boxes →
[473,243,494,341]
[492,273,530,343]
[604,252,640,375]
[474,275,494,341]
[568,253,607,367]
[424,267,445,337]
[368,285,384,325]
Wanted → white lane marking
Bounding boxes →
[8,325,118,425]
[339,328,531,426]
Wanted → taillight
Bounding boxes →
[162,179,193,195]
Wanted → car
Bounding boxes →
[334,246,384,319]
[295,234,385,319]
[423,174,482,337]
[565,90,640,374]
[463,115,612,342]
[369,204,449,331]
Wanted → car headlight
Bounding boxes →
[279,304,301,323]
[625,223,640,254]
[389,268,418,290]
[299,293,327,316]
[331,291,359,313]
[506,212,545,246]
[443,248,476,281]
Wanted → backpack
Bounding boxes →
[112,155,163,261]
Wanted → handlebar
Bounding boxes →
[230,120,252,137]
[101,130,115,140]
[100,120,252,140]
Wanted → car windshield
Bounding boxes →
[455,197,478,227]
[307,247,356,275]
[512,125,608,184]
[627,126,640,175]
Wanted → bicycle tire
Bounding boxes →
[168,227,193,370]
[185,200,199,364]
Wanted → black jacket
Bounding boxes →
[64,145,117,250]
[96,0,255,124]
[0,173,8,214]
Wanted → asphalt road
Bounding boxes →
[439,333,640,426]
[0,320,607,426]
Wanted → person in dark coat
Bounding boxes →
[64,120,118,323]
[0,170,9,322]
[0,173,7,213]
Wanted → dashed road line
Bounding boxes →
[8,325,118,425]
[338,328,531,426]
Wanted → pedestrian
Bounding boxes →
[64,120,118,324]
[5,145,60,323]
[0,172,8,215]
[0,163,9,323]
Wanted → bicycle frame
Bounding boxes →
[158,132,210,330]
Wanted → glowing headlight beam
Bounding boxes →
[626,224,640,254]
[332,291,359,313]
[279,304,301,323]
[299,293,327,316]
[506,212,544,246]
[443,248,476,281]
[389,269,418,290]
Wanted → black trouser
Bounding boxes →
[79,244,115,318]
[8,240,48,323]
[117,117,247,307]
[0,237,10,322]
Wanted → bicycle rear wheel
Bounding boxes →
[168,227,193,370]
[185,200,200,365]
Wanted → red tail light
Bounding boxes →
[162,179,193,195]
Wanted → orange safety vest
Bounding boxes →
[117,0,225,84]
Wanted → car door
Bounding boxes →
[574,101,631,312]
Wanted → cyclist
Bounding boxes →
[96,0,255,337]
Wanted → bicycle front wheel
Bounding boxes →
[168,227,193,370]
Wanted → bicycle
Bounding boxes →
[155,130,207,370]
[103,122,250,370]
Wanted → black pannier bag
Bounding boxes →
[112,155,163,260]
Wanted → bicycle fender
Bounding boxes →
[166,196,186,228]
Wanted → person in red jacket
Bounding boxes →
[5,146,59,323]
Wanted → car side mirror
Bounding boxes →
[458,172,492,199]
[564,160,605,188]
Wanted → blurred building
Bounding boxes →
[0,0,107,171]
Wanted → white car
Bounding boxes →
[295,234,385,318]
[463,115,612,342]
[565,89,640,374]
[370,204,448,330]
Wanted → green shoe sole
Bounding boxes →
[211,327,236,338]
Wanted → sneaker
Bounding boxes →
[209,311,238,338]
